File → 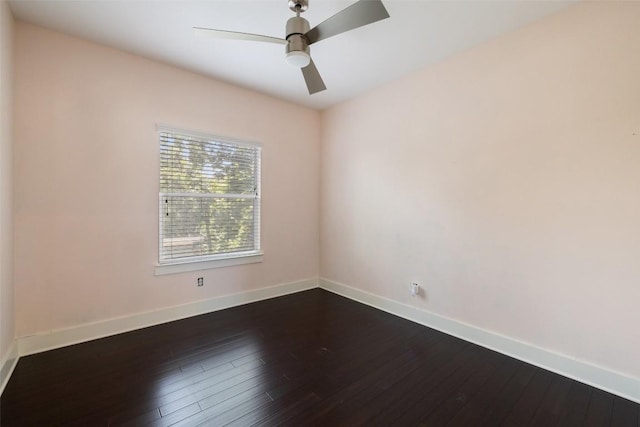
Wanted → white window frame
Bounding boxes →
[155,126,263,275]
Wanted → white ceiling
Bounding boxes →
[9,0,576,110]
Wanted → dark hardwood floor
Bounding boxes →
[1,288,637,426]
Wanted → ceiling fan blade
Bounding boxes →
[301,59,327,95]
[304,0,389,45]
[193,27,287,45]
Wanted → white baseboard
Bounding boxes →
[319,278,640,404]
[18,278,318,357]
[0,340,19,396]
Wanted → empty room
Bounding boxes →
[0,0,639,425]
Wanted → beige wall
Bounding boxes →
[13,22,320,337]
[0,0,14,363]
[321,1,640,379]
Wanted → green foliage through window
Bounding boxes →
[159,129,261,263]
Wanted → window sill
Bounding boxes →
[155,252,263,276]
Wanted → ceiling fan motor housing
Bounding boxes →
[286,16,310,40]
[286,16,311,65]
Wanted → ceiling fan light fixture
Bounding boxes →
[285,50,311,68]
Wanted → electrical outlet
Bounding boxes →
[410,282,419,297]
[197,277,204,287]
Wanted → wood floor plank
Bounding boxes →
[110,407,162,427]
[556,381,593,427]
[224,382,321,426]
[501,368,555,426]
[445,356,521,426]
[585,389,615,427]
[342,340,476,425]
[0,288,636,426]
[146,402,201,427]
[477,363,537,426]
[387,345,497,426]
[284,334,457,426]
[196,390,273,426]
[416,351,509,426]
[529,374,574,426]
[610,396,639,427]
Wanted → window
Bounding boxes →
[158,127,261,271]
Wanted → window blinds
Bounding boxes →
[159,129,261,263]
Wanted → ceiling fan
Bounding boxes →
[193,0,390,95]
